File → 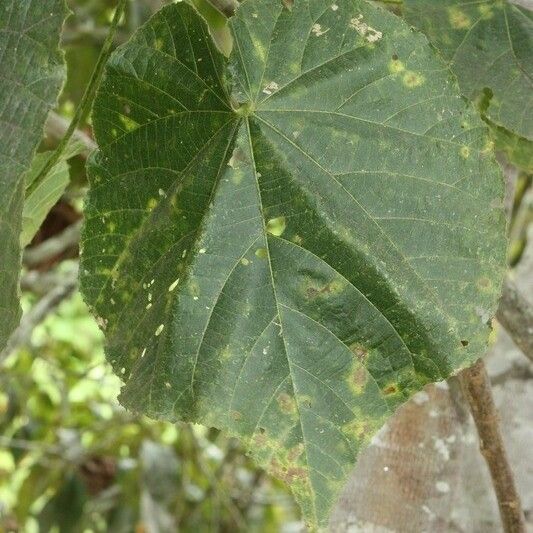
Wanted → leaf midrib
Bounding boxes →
[243,115,320,527]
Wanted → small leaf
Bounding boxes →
[404,0,533,141]
[21,142,84,247]
[81,1,506,528]
[0,0,68,348]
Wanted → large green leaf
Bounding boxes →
[404,0,533,142]
[80,0,506,528]
[0,0,68,347]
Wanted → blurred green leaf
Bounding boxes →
[38,474,86,533]
[0,0,69,349]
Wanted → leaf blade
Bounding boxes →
[81,1,507,528]
[0,0,68,347]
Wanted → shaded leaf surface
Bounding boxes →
[81,0,506,528]
[0,0,68,347]
[404,0,533,142]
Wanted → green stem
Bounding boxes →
[28,0,128,197]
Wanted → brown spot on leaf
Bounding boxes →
[403,71,425,88]
[270,458,308,483]
[477,277,492,290]
[277,393,296,414]
[304,278,346,299]
[384,384,398,395]
[351,365,368,393]
[343,419,376,442]
[350,343,368,361]
[253,430,268,448]
[288,443,304,462]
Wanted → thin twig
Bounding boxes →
[28,0,128,197]
[497,277,533,362]
[20,269,71,295]
[459,359,526,533]
[0,436,63,455]
[23,220,82,268]
[0,267,78,364]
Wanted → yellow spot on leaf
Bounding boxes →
[481,138,495,155]
[342,418,376,444]
[266,216,286,236]
[478,4,494,19]
[403,71,425,88]
[389,58,405,74]
[303,277,347,299]
[448,6,472,29]
[119,114,139,132]
[231,171,244,185]
[220,346,232,360]
[460,145,471,159]
[147,198,158,211]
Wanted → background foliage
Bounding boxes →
[1,278,299,531]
